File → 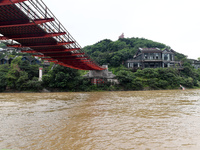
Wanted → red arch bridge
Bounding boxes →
[0,0,105,70]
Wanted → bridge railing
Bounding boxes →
[13,0,94,61]
[14,0,78,47]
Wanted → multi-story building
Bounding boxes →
[125,48,182,70]
[189,59,200,69]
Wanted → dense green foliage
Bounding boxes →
[0,64,8,92]
[1,57,43,91]
[114,64,200,91]
[42,65,114,92]
[0,37,199,92]
[0,55,113,92]
[42,65,83,91]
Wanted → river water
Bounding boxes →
[1,90,200,150]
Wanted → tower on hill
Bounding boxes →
[119,33,124,39]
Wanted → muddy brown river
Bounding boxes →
[1,90,200,150]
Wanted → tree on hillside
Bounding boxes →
[19,60,39,79]
[6,63,21,89]
[0,64,9,91]
[42,65,83,90]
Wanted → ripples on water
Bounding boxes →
[1,90,200,149]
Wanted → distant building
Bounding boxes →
[119,33,124,39]
[83,65,119,85]
[190,59,200,69]
[43,60,50,67]
[0,56,43,65]
[125,48,182,70]
[6,47,16,53]
[0,56,13,65]
[21,56,41,65]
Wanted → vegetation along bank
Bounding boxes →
[0,37,200,92]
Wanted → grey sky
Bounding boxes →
[44,0,200,59]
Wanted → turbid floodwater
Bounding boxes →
[1,89,200,150]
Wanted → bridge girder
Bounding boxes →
[0,0,105,70]
[0,18,54,28]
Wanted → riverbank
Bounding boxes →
[0,85,194,93]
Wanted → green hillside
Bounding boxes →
[84,37,186,67]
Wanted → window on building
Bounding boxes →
[130,63,133,68]
[164,54,168,60]
[150,63,155,68]
[164,63,168,68]
[170,63,174,67]
[150,53,154,60]
[170,54,174,61]
[134,63,138,67]
[155,63,159,67]
[155,53,159,59]
[144,63,149,68]
[144,53,148,59]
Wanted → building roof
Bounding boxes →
[162,48,176,53]
[0,56,14,60]
[139,48,160,51]
[135,47,162,56]
[138,47,162,53]
[22,56,35,61]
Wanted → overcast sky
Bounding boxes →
[44,0,200,59]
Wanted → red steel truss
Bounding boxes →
[0,0,105,70]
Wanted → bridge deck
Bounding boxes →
[0,0,105,70]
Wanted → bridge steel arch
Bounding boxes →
[0,0,105,70]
